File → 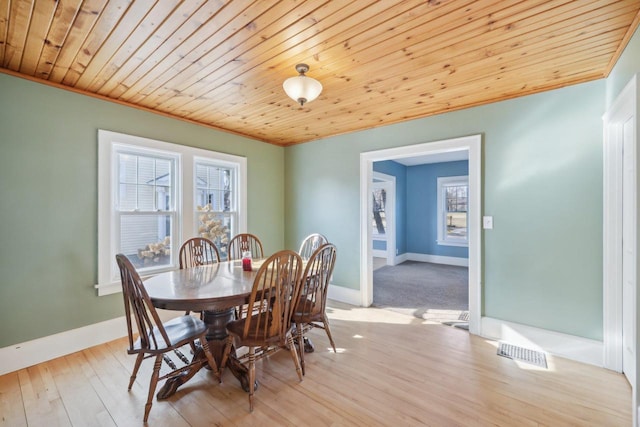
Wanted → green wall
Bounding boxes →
[0,75,284,347]
[2,26,639,348]
[285,29,640,341]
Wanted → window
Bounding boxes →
[437,175,468,247]
[98,130,246,295]
[195,161,235,260]
[117,149,177,271]
[372,185,387,237]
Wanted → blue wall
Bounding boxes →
[373,159,469,259]
[407,161,469,258]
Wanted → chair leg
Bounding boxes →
[248,346,255,412]
[219,335,234,378]
[200,337,221,382]
[287,334,303,381]
[144,355,163,422]
[128,353,144,390]
[296,323,306,376]
[322,314,337,353]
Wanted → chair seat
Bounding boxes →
[132,315,208,352]
[227,315,289,347]
[292,296,321,322]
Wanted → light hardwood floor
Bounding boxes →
[0,302,631,426]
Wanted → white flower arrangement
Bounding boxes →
[197,204,229,253]
[138,236,171,265]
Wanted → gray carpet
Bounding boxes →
[373,261,469,325]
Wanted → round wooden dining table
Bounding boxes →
[143,259,259,397]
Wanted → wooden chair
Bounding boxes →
[179,237,220,269]
[178,237,220,319]
[227,233,264,260]
[220,250,303,412]
[292,243,338,375]
[115,254,220,422]
[298,233,328,261]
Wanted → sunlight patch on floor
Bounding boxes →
[327,305,417,325]
[421,308,466,322]
[512,359,554,371]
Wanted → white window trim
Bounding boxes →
[372,171,396,263]
[436,175,469,247]
[96,130,247,296]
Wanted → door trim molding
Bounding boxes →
[603,74,637,373]
[359,134,482,335]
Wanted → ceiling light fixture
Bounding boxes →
[283,63,323,106]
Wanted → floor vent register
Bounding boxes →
[497,342,548,369]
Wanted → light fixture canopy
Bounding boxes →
[283,63,323,106]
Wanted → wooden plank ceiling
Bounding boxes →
[1,0,639,146]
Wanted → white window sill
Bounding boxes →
[95,282,121,296]
[436,239,469,248]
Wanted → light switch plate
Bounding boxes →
[483,216,493,229]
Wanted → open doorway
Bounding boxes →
[360,134,482,335]
[371,156,470,328]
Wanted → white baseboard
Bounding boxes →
[406,252,469,267]
[395,253,408,265]
[328,283,362,306]
[481,316,604,367]
[0,310,179,376]
[372,252,467,267]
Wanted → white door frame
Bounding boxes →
[603,74,638,425]
[372,172,396,265]
[359,134,482,335]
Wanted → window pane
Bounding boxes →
[119,184,137,211]
[137,185,155,210]
[196,209,233,260]
[120,214,172,269]
[445,184,468,213]
[157,186,171,210]
[446,212,467,239]
[137,156,155,183]
[119,155,138,183]
[155,159,171,180]
[118,153,173,212]
[196,164,232,212]
[372,188,386,235]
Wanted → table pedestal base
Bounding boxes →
[156,307,255,399]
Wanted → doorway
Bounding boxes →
[359,134,482,335]
[371,158,469,326]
